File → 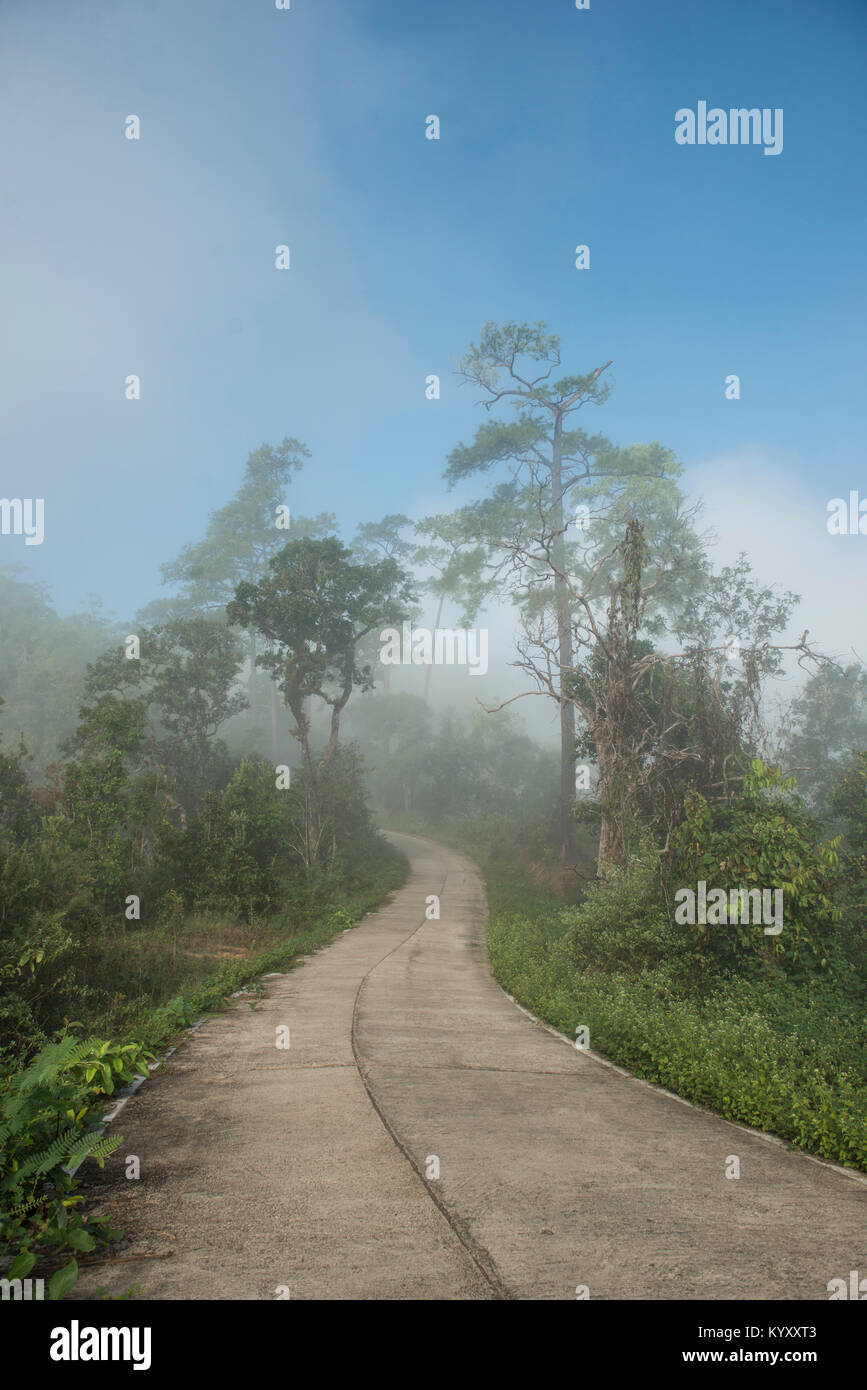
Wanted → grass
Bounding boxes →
[418,820,867,1173]
[94,846,408,1058]
[487,904,867,1170]
[0,837,408,1299]
[0,837,409,1070]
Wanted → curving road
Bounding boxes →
[76,832,866,1301]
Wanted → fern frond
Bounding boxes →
[88,1135,123,1164]
[64,1130,108,1174]
[11,1125,82,1182]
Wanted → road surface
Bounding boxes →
[76,832,866,1301]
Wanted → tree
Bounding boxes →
[828,750,867,855]
[226,537,416,864]
[350,515,421,694]
[343,692,434,815]
[146,438,335,758]
[826,753,867,968]
[494,520,826,870]
[154,439,312,615]
[434,320,691,858]
[0,570,122,770]
[572,634,747,853]
[666,759,841,974]
[0,713,39,844]
[76,619,247,812]
[783,663,867,818]
[59,693,153,907]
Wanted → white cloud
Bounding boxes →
[686,446,864,686]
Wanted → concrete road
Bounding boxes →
[76,832,866,1301]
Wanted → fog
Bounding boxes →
[1,0,866,1325]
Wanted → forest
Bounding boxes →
[1,323,865,1298]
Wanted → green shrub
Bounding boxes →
[666,759,842,972]
[562,852,692,979]
[483,845,867,1171]
[0,1034,155,1296]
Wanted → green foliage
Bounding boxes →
[345,696,558,824]
[0,442,414,1292]
[666,758,842,971]
[828,750,867,855]
[485,856,867,1171]
[0,716,400,1062]
[571,636,752,844]
[0,736,98,1056]
[153,438,320,616]
[784,663,867,818]
[227,535,417,865]
[58,693,156,913]
[160,755,296,916]
[0,1035,154,1294]
[562,850,691,980]
[439,321,693,627]
[77,618,247,812]
[0,725,40,842]
[228,536,416,713]
[825,752,867,975]
[152,747,384,920]
[0,841,404,1293]
[0,571,123,768]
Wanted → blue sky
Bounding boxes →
[1,0,865,649]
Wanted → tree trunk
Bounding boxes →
[423,592,445,704]
[321,664,353,769]
[551,413,576,861]
[597,810,618,873]
[286,673,318,867]
[249,631,257,703]
[270,677,279,762]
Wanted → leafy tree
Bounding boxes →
[492,512,815,869]
[60,694,156,907]
[829,750,867,855]
[78,619,247,811]
[431,321,699,858]
[146,439,335,756]
[350,515,423,694]
[351,514,416,567]
[666,759,841,975]
[0,716,39,843]
[162,756,294,916]
[783,663,867,817]
[572,635,749,849]
[154,439,313,615]
[0,571,122,769]
[825,753,867,973]
[343,693,434,815]
[567,530,806,864]
[227,537,416,863]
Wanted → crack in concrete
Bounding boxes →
[350,863,515,1302]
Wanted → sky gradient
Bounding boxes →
[1,0,865,677]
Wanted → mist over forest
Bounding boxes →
[1,0,865,1328]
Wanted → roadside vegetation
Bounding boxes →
[0,440,409,1295]
[2,322,865,1297]
[404,748,867,1173]
[352,322,866,1175]
[483,832,866,1172]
